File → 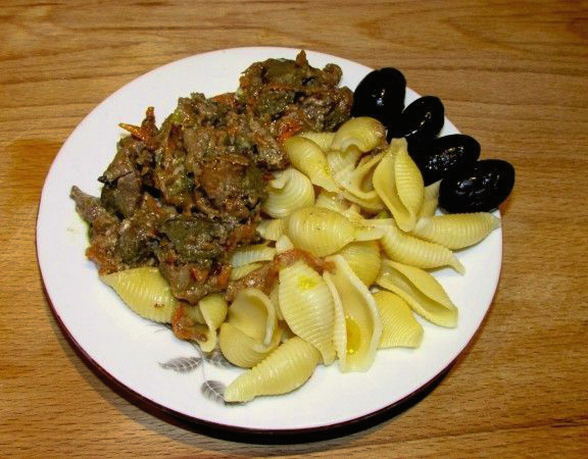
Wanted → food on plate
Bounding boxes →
[439,159,516,213]
[71,52,512,403]
[374,290,423,349]
[410,134,481,186]
[412,213,501,250]
[350,67,406,128]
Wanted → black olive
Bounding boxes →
[414,134,481,185]
[439,159,515,213]
[390,96,444,141]
[351,67,406,127]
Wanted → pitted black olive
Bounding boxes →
[439,159,515,213]
[351,67,406,127]
[414,134,481,185]
[390,96,444,141]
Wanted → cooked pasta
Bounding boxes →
[324,255,382,372]
[230,262,264,281]
[286,206,355,257]
[227,288,277,346]
[412,213,501,249]
[331,117,386,153]
[196,293,229,352]
[380,220,465,273]
[223,337,321,403]
[373,139,424,231]
[337,240,381,286]
[373,290,423,349]
[279,260,336,364]
[419,181,441,218]
[284,136,339,192]
[218,322,282,368]
[262,168,315,218]
[230,243,276,268]
[256,218,285,241]
[377,260,458,328]
[101,267,177,323]
[298,131,335,151]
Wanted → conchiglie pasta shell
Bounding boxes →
[218,322,282,368]
[228,288,277,346]
[315,190,352,214]
[380,220,464,273]
[373,139,424,231]
[419,181,441,218]
[352,217,393,241]
[199,293,228,331]
[412,213,501,249]
[275,234,294,253]
[230,243,276,268]
[342,190,385,212]
[224,337,321,403]
[262,168,315,218]
[279,260,336,364]
[331,117,386,153]
[323,255,382,372]
[373,290,423,349]
[327,147,361,178]
[286,206,355,257]
[337,154,384,209]
[298,131,335,151]
[256,218,284,241]
[337,241,381,286]
[284,136,339,192]
[377,260,457,327]
[101,267,177,323]
[195,293,228,352]
[230,262,265,281]
[269,284,283,321]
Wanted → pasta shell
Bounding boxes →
[101,267,177,323]
[269,284,283,321]
[196,293,228,352]
[284,136,339,192]
[324,255,382,372]
[256,218,284,241]
[279,260,336,364]
[380,220,465,273]
[377,260,458,327]
[327,147,361,178]
[331,117,386,153]
[315,190,352,214]
[286,206,355,257]
[337,153,384,211]
[224,337,321,403]
[230,243,276,268]
[275,234,294,253]
[218,322,282,368]
[342,190,385,212]
[262,168,315,218]
[230,262,264,281]
[373,290,423,349]
[337,241,381,286]
[373,138,424,231]
[298,131,335,151]
[352,217,393,241]
[199,293,228,331]
[228,288,277,346]
[419,181,441,218]
[412,213,501,249]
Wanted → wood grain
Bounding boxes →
[1,0,587,456]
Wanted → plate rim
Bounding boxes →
[36,46,502,439]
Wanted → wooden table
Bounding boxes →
[1,0,586,456]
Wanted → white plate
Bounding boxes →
[37,47,501,438]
